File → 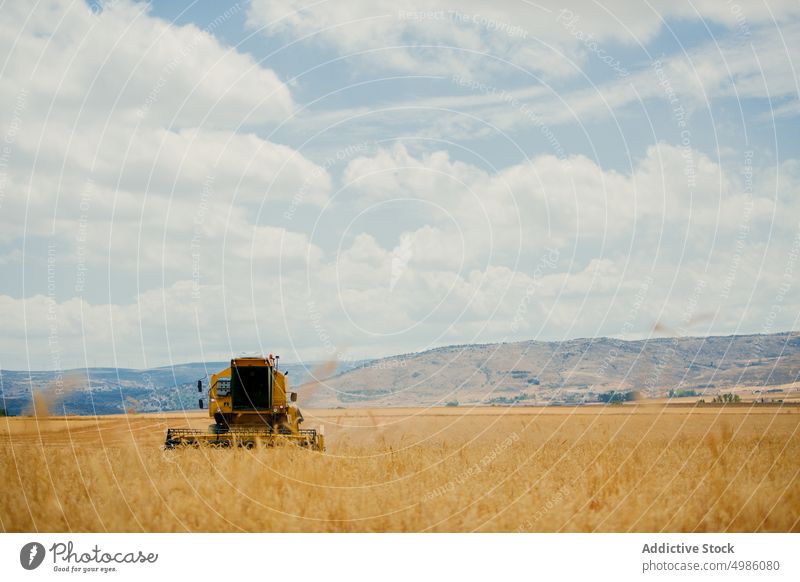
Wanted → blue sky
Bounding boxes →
[1,0,799,368]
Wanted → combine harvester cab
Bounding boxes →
[165,355,324,451]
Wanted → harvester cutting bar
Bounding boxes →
[164,427,323,451]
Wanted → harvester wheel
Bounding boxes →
[209,423,228,435]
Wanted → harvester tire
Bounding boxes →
[209,423,229,435]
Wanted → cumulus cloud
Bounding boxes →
[0,1,293,129]
[270,144,799,360]
[0,0,337,366]
[4,138,798,367]
[0,1,332,297]
[339,141,774,263]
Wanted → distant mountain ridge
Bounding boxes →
[307,332,800,407]
[1,332,798,414]
[0,360,359,416]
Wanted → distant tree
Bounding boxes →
[712,393,740,404]
[668,389,699,398]
[598,390,636,404]
[445,401,459,407]
[0,407,6,417]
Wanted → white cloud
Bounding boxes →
[0,0,332,301]
[0,0,328,237]
[339,142,766,259]
[278,15,800,148]
[5,129,797,367]
[0,1,293,129]
[247,0,800,79]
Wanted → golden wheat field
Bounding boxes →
[1,405,798,532]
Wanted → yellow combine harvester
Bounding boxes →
[164,355,324,451]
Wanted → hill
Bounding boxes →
[307,332,800,407]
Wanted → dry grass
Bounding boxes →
[1,406,798,532]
